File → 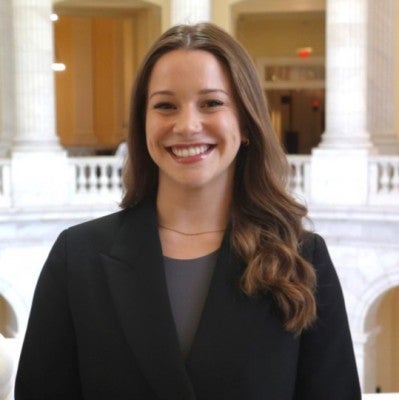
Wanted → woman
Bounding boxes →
[15,23,361,399]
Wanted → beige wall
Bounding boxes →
[54,9,161,150]
[212,0,237,33]
[236,13,325,59]
[212,0,325,34]
[375,287,399,392]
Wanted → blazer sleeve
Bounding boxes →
[15,230,84,400]
[294,234,361,400]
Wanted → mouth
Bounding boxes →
[169,144,214,159]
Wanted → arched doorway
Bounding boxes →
[364,285,399,393]
[0,294,18,338]
[52,0,165,154]
[364,286,399,393]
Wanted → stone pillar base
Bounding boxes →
[0,143,11,158]
[10,151,72,207]
[310,148,371,206]
[372,135,399,155]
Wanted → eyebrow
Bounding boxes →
[148,88,229,99]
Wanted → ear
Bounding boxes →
[241,137,250,147]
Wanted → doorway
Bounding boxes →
[267,89,324,154]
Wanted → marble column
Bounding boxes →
[319,0,372,150]
[368,0,399,154]
[0,1,15,156]
[11,0,61,152]
[10,0,71,207]
[171,0,210,25]
[310,0,373,206]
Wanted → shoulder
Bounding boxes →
[66,209,128,238]
[45,210,128,263]
[299,231,333,270]
[57,200,153,254]
[67,199,153,237]
[299,231,341,294]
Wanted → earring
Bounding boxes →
[242,137,250,147]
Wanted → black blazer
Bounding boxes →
[15,199,361,400]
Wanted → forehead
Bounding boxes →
[147,49,232,91]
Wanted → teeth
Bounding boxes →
[171,145,210,158]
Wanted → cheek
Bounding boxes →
[144,128,156,161]
[145,118,157,146]
[221,117,243,147]
[145,113,164,141]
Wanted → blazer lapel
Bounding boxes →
[100,200,196,400]
[185,233,265,395]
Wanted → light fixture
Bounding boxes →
[297,47,313,58]
[50,13,59,22]
[52,63,66,72]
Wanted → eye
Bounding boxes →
[153,102,176,110]
[202,99,224,108]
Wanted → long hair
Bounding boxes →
[121,23,316,335]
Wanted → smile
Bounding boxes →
[170,144,212,158]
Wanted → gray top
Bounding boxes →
[163,250,218,359]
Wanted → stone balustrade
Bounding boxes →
[369,156,399,205]
[1,154,399,209]
[68,156,124,205]
[287,155,311,201]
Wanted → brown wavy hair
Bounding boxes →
[121,23,316,335]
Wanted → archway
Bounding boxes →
[0,294,18,338]
[352,269,399,393]
[363,286,399,393]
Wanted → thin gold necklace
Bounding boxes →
[158,224,226,236]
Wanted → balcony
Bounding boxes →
[1,154,398,211]
[289,155,399,208]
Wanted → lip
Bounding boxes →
[167,143,215,164]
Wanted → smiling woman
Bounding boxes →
[15,23,361,400]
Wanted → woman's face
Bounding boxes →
[145,49,243,193]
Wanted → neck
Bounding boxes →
[156,182,232,234]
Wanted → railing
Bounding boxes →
[2,154,399,209]
[287,155,311,201]
[68,156,124,205]
[368,156,399,205]
[69,155,312,205]
[0,159,11,207]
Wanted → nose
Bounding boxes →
[173,106,202,136]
